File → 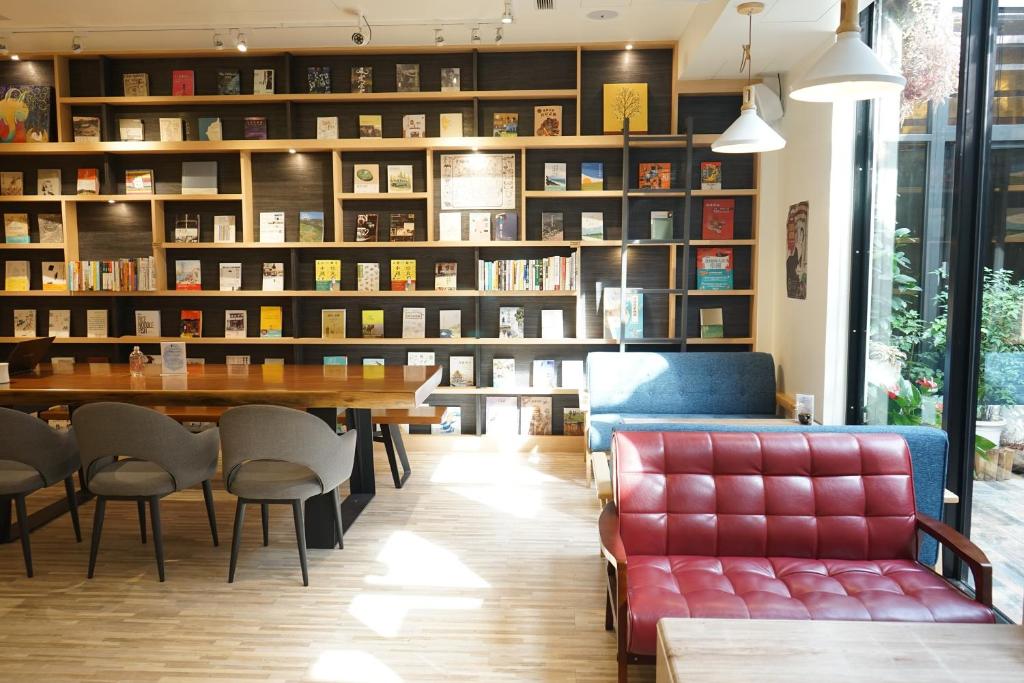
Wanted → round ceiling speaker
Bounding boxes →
[586,10,619,20]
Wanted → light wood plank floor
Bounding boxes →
[0,446,651,683]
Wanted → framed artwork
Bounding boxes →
[440,153,517,210]
[786,201,809,300]
[0,85,51,142]
[603,82,648,134]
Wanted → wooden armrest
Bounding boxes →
[916,512,993,607]
[776,392,796,418]
[599,503,627,569]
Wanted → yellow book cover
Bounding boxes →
[321,309,346,339]
[315,259,341,291]
[260,305,283,338]
[602,83,649,134]
[390,259,416,291]
[361,309,384,337]
[4,260,29,291]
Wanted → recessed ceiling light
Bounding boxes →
[10,54,19,61]
[236,32,248,52]
[501,1,514,24]
[107,199,116,204]
[288,148,297,154]
[587,10,619,21]
[625,43,633,51]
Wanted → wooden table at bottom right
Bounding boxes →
[656,618,1024,683]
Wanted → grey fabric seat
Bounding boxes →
[72,402,221,582]
[228,461,322,500]
[0,407,83,578]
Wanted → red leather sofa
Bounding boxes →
[600,431,995,682]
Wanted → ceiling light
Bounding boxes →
[471,27,481,44]
[501,1,514,24]
[10,54,19,61]
[236,32,248,52]
[71,34,83,53]
[107,199,116,204]
[495,27,504,45]
[625,43,633,51]
[789,0,905,102]
[213,33,225,50]
[712,3,785,154]
[434,28,445,47]
[288,148,297,154]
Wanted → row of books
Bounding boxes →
[477,255,577,292]
[483,400,584,437]
[67,258,159,292]
[635,161,725,191]
[3,213,64,244]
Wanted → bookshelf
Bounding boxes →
[0,45,757,442]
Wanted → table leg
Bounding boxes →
[0,498,10,543]
[0,488,93,545]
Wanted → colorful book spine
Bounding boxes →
[67,257,157,291]
[476,254,577,292]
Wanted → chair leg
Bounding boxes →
[201,480,219,547]
[330,487,344,549]
[64,476,82,543]
[261,503,269,546]
[137,500,147,544]
[228,499,246,583]
[87,496,106,579]
[149,496,165,582]
[14,495,32,578]
[291,500,309,586]
[605,590,614,631]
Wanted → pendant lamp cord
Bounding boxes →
[739,11,752,83]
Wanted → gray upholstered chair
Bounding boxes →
[219,405,357,586]
[71,402,220,582]
[0,407,83,577]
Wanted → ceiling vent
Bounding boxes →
[536,0,555,10]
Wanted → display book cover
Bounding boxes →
[702,199,735,240]
[696,248,734,290]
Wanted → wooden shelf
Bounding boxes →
[0,243,65,250]
[0,195,63,203]
[626,189,758,198]
[690,239,757,246]
[523,190,623,199]
[71,194,243,202]
[4,336,615,347]
[433,387,580,396]
[1,289,575,298]
[687,289,755,297]
[60,89,579,107]
[336,192,429,200]
[685,337,755,345]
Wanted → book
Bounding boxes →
[174,214,199,243]
[135,310,161,337]
[701,161,723,190]
[541,309,564,339]
[321,309,347,339]
[315,259,341,291]
[434,262,457,291]
[469,212,491,241]
[562,360,585,389]
[13,309,36,338]
[450,356,475,387]
[308,66,332,93]
[219,262,242,291]
[390,259,416,291]
[175,260,202,290]
[441,67,461,92]
[638,162,671,189]
[76,168,99,194]
[544,162,567,191]
[225,310,247,338]
[182,161,218,194]
[532,360,558,389]
[696,248,734,290]
[226,355,251,366]
[581,212,604,241]
[361,309,384,337]
[651,211,673,240]
[86,309,108,338]
[401,307,426,338]
[486,397,518,435]
[214,215,236,243]
[49,309,70,338]
[702,199,735,240]
[363,358,385,366]
[254,69,275,94]
[396,63,420,92]
[387,165,413,193]
[700,307,725,338]
[495,212,518,241]
[264,358,285,366]
[603,287,644,340]
[440,112,463,137]
[217,70,241,95]
[259,212,285,243]
[389,213,416,241]
[439,309,461,338]
[159,117,184,142]
[357,263,379,291]
[439,212,461,241]
[118,118,144,141]
[402,114,426,138]
[350,66,371,93]
[197,117,222,141]
[493,358,516,388]
[353,164,379,193]
[259,306,283,338]
[172,70,194,95]
[72,116,100,142]
[37,169,61,196]
[493,112,518,137]
[299,211,325,242]
[520,396,552,435]
[180,310,202,337]
[356,213,378,242]
[38,214,63,243]
[541,212,564,241]
[122,72,149,96]
[0,171,22,195]
[603,82,649,133]
[563,408,585,436]
[4,213,28,243]
[499,306,525,338]
[581,162,604,191]
[244,117,268,140]
[323,356,348,366]
[316,116,338,140]
[358,114,383,139]
[534,105,563,136]
[42,261,66,291]
[408,351,435,366]
[125,169,154,194]
[262,262,285,291]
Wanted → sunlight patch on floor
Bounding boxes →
[308,650,403,683]
[430,452,559,486]
[366,530,490,589]
[349,593,484,638]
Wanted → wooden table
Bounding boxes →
[656,618,1024,682]
[0,362,442,549]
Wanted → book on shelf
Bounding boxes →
[321,309,347,340]
[495,212,518,241]
[477,254,577,292]
[357,262,379,291]
[434,262,457,291]
[581,162,604,191]
[401,307,426,339]
[582,212,604,241]
[651,210,673,240]
[439,212,461,241]
[541,212,564,241]
[353,164,380,194]
[389,214,416,242]
[119,118,144,141]
[264,358,285,366]
[486,396,518,435]
[358,114,383,139]
[350,66,371,93]
[174,214,200,243]
[440,67,461,92]
[262,262,285,291]
[49,310,70,338]
[499,306,525,339]
[390,259,416,291]
[38,214,63,243]
[387,165,414,193]
[439,113,463,137]
[42,261,67,291]
[520,396,552,435]
[700,162,723,190]
[316,116,339,140]
[214,215,236,243]
[702,199,735,240]
[439,309,461,338]
[408,351,435,366]
[562,360,585,389]
[534,105,562,136]
[86,309,108,338]
[356,213,378,242]
[700,307,725,338]
[259,212,285,243]
[449,356,475,387]
[125,169,154,194]
[37,169,61,196]
[563,408,585,436]
[4,260,27,291]
[541,309,564,339]
[363,358,385,366]
[396,63,420,92]
[122,72,149,96]
[67,258,157,291]
[308,66,332,93]
[544,163,567,191]
[432,406,462,435]
[323,356,348,366]
[217,70,241,95]
[175,260,202,290]
[180,310,202,338]
[469,212,491,241]
[225,310,248,338]
[244,116,268,140]
[171,70,194,96]
[299,211,326,243]
[197,117,222,141]
[159,117,184,142]
[638,162,671,189]
[493,113,518,137]
[315,259,341,291]
[0,171,22,195]
[13,309,36,338]
[532,360,557,389]
[226,355,251,366]
[72,117,100,142]
[182,161,218,194]
[603,287,644,340]
[696,248,734,290]
[361,309,384,338]
[135,311,161,337]
[260,306,283,338]
[492,358,516,388]
[254,69,275,94]
[219,262,242,291]
[402,114,426,139]
[4,213,28,243]
[76,168,99,194]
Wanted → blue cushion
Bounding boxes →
[588,413,781,453]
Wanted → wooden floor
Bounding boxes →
[0,445,649,682]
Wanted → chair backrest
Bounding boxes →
[613,430,918,561]
[586,351,777,416]
[219,405,356,493]
[0,407,79,486]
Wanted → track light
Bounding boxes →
[71,34,83,53]
[235,32,248,52]
[288,148,297,154]
[10,54,19,61]
[471,27,481,44]
[625,43,633,51]
[501,1,514,24]
[495,27,504,44]
[213,33,225,50]
[434,28,445,47]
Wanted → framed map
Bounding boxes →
[440,153,516,210]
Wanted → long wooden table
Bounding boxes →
[0,362,442,549]
[656,618,1024,682]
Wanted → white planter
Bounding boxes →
[976,418,1006,447]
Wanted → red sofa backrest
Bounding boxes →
[613,431,918,561]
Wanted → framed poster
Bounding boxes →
[0,85,51,143]
[603,82,648,134]
[786,201,808,300]
[440,153,516,210]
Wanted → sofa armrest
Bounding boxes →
[916,512,993,607]
[776,392,796,419]
[599,502,627,570]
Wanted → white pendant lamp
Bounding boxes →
[790,0,906,102]
[712,3,785,154]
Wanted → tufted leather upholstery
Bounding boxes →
[612,431,995,657]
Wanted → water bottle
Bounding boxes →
[129,345,145,377]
